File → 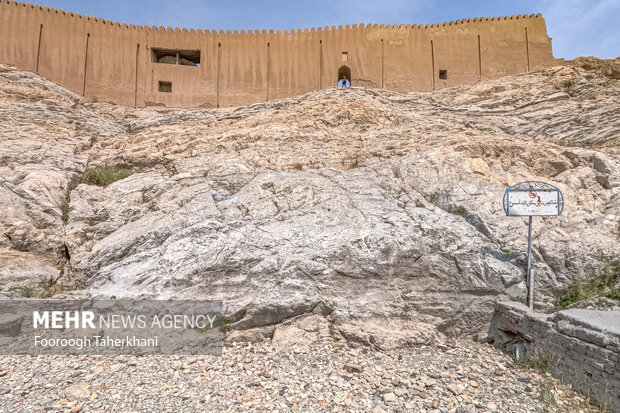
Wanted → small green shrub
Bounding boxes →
[60,168,129,222]
[60,201,70,223]
[513,351,550,373]
[83,165,131,187]
[555,264,620,311]
[12,285,53,298]
[60,174,81,223]
[340,153,363,170]
[555,139,588,148]
[538,378,557,412]
[220,316,231,333]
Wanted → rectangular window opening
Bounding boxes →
[439,69,448,80]
[342,52,348,62]
[158,81,172,93]
[151,47,201,67]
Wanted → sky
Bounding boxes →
[38,0,619,60]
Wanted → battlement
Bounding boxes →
[2,1,544,35]
[0,1,556,107]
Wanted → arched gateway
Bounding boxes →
[337,65,352,88]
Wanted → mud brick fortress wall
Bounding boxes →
[0,1,556,108]
[489,302,620,411]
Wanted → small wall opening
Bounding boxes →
[341,52,348,62]
[439,69,448,80]
[151,47,201,67]
[337,65,351,88]
[158,81,172,93]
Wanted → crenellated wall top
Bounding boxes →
[1,1,545,38]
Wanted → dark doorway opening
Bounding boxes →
[338,65,351,82]
[337,65,351,87]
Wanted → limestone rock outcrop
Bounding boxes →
[0,60,618,344]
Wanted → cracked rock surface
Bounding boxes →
[0,59,618,342]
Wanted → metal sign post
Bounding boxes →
[527,216,533,309]
[503,181,564,309]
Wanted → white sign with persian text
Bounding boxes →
[505,189,561,216]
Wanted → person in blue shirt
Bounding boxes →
[338,76,350,88]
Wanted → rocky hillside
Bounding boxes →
[0,59,618,346]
